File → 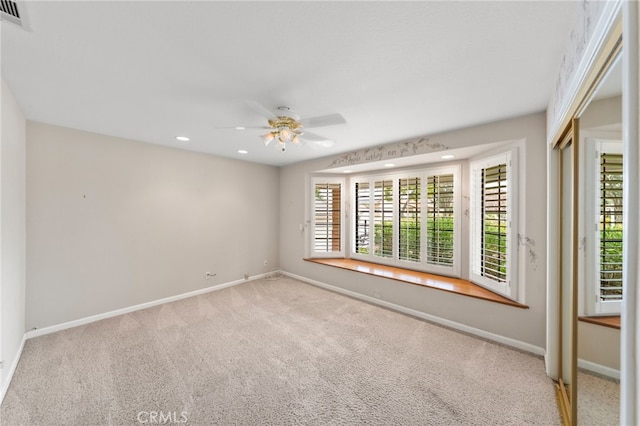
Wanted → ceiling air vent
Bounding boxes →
[0,0,25,28]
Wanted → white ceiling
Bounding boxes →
[2,1,578,166]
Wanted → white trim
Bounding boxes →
[546,141,560,380]
[25,274,266,339]
[282,270,544,357]
[578,358,620,381]
[621,1,639,423]
[0,334,26,405]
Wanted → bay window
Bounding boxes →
[308,144,523,302]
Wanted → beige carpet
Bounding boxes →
[578,371,620,425]
[1,277,560,425]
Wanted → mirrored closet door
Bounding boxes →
[553,19,622,426]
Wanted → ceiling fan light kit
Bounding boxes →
[261,107,305,152]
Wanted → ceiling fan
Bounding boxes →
[236,102,346,152]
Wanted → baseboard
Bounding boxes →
[25,273,267,339]
[578,358,620,380]
[283,271,546,357]
[0,334,26,405]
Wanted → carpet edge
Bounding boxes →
[24,273,269,339]
[282,270,546,357]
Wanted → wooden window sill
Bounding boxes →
[304,258,528,309]
[578,316,621,330]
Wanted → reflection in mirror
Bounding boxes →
[576,51,621,425]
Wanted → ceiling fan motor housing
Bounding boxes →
[275,106,299,120]
[268,107,303,132]
[268,116,302,131]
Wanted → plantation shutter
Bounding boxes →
[599,153,623,301]
[355,182,371,254]
[480,163,508,284]
[471,153,512,293]
[374,179,394,258]
[398,177,421,262]
[313,182,342,253]
[426,174,454,266]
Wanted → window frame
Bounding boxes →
[583,138,623,315]
[469,149,519,300]
[309,176,346,258]
[350,165,461,277]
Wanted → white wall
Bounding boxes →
[578,321,620,373]
[280,112,549,349]
[0,78,26,399]
[26,122,280,329]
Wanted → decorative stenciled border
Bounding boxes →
[326,137,449,168]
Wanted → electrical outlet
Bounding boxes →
[244,273,249,280]
[263,260,268,266]
[205,272,216,280]
[374,288,381,298]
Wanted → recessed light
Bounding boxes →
[343,170,352,174]
[441,154,455,159]
[235,127,246,130]
[175,136,190,142]
[384,163,395,168]
[238,150,248,154]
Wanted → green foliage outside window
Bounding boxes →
[600,224,623,299]
[482,220,507,279]
[372,218,455,263]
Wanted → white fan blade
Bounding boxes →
[313,140,336,148]
[299,113,346,129]
[302,131,336,148]
[303,131,331,141]
[214,126,271,130]
[245,100,278,119]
